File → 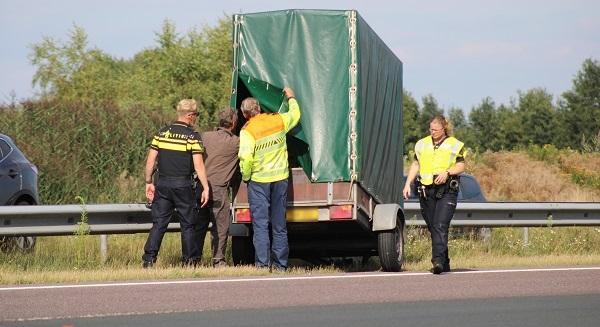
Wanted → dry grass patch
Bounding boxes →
[469,151,600,201]
[0,265,339,286]
[559,152,600,176]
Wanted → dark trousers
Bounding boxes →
[143,177,208,264]
[209,184,231,263]
[419,185,458,266]
[248,179,289,269]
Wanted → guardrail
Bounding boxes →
[404,202,600,227]
[1,202,599,236]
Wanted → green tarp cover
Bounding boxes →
[230,9,403,204]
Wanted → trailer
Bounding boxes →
[228,9,405,271]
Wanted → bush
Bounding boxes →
[0,99,171,204]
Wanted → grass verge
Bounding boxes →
[1,226,599,285]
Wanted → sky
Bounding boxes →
[1,0,599,112]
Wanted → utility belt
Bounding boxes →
[416,175,460,200]
[156,174,196,188]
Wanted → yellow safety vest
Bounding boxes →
[238,98,301,183]
[414,136,464,186]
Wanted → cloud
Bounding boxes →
[577,16,600,32]
[455,42,526,58]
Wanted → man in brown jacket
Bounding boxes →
[201,108,240,267]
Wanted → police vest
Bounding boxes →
[414,136,464,186]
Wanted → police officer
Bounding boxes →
[238,87,301,271]
[143,99,210,268]
[403,114,465,274]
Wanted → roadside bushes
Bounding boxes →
[0,99,171,204]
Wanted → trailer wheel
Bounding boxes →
[377,221,404,272]
[232,236,255,266]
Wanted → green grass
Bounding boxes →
[2,226,600,285]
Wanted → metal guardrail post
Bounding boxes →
[100,235,108,263]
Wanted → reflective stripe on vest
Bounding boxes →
[241,114,289,183]
[415,136,464,185]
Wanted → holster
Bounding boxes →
[418,175,460,199]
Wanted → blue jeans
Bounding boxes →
[248,179,289,269]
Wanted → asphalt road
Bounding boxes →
[1,267,599,326]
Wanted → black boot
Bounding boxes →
[443,259,451,272]
[182,258,201,268]
[431,262,444,275]
[142,260,155,269]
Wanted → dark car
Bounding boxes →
[0,133,39,251]
[404,173,487,202]
[404,173,489,239]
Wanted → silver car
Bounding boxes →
[0,133,39,251]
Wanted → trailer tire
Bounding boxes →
[232,236,255,266]
[377,221,404,272]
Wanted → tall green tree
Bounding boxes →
[29,24,124,104]
[123,19,231,122]
[448,107,476,148]
[402,90,420,155]
[495,104,521,150]
[561,58,600,149]
[468,97,498,151]
[516,88,558,146]
[417,94,443,136]
[29,18,233,125]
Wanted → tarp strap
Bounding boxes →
[348,10,359,184]
[231,15,242,96]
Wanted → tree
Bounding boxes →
[448,107,476,148]
[122,18,232,124]
[468,97,498,151]
[402,90,420,155]
[448,107,466,131]
[495,104,521,150]
[418,94,443,136]
[29,18,233,125]
[561,58,600,149]
[30,25,92,95]
[29,25,127,105]
[516,88,558,146]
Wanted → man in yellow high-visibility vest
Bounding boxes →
[403,114,466,274]
[238,87,301,271]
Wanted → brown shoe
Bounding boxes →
[213,260,227,268]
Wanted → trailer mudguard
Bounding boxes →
[372,203,401,231]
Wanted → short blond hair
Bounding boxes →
[176,99,198,114]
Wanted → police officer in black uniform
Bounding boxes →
[403,115,466,274]
[142,99,210,268]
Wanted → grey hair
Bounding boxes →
[240,97,260,117]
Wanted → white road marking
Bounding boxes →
[1,266,599,292]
